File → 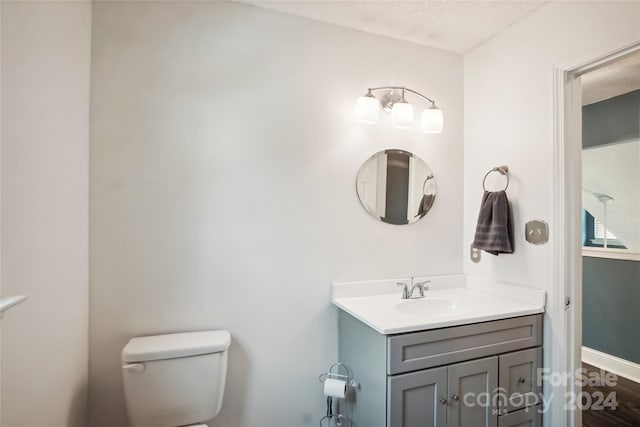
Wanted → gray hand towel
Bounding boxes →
[415,194,436,219]
[472,190,513,255]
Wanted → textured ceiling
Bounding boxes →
[582,51,640,105]
[238,0,548,53]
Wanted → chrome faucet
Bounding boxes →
[397,280,431,299]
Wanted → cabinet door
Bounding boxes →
[499,348,542,413]
[388,366,447,427]
[447,356,498,427]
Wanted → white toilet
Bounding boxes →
[121,330,231,427]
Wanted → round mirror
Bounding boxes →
[356,149,436,225]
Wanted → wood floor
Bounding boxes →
[582,363,640,427]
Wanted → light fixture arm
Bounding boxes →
[367,86,436,105]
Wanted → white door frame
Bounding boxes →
[552,40,640,427]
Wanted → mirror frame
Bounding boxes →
[355,149,436,225]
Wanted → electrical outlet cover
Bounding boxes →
[525,220,549,245]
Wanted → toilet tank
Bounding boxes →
[122,330,231,427]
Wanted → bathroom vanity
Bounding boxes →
[333,276,546,427]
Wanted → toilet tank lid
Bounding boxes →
[122,330,231,363]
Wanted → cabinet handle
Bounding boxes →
[451,394,459,402]
[439,397,448,405]
[518,377,526,384]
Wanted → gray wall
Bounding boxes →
[463,3,640,424]
[88,2,463,426]
[582,257,640,363]
[582,89,640,149]
[1,2,91,426]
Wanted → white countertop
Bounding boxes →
[332,275,546,335]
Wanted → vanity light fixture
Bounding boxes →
[390,88,414,129]
[354,86,443,133]
[354,89,380,124]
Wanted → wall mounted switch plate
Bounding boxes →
[470,244,481,263]
[525,220,549,245]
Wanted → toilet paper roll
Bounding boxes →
[323,378,347,399]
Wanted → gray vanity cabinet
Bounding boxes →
[388,366,447,427]
[497,405,541,427]
[498,348,542,413]
[338,311,543,427]
[447,357,498,427]
[388,357,499,427]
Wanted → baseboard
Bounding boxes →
[582,346,640,383]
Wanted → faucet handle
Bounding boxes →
[396,282,409,299]
[414,280,431,291]
[413,280,431,297]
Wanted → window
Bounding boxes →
[583,209,626,249]
[594,218,618,240]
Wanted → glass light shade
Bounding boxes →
[391,102,414,129]
[421,107,444,133]
[354,95,380,124]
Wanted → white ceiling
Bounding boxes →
[238,0,548,53]
[582,51,640,105]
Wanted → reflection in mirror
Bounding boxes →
[356,149,436,225]
[582,139,640,252]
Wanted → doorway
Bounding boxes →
[557,43,640,427]
[579,50,640,427]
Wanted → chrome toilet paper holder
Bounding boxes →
[319,412,352,427]
[318,362,358,389]
[318,363,358,427]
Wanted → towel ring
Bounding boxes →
[482,166,509,191]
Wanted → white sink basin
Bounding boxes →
[332,277,546,334]
[395,297,463,316]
